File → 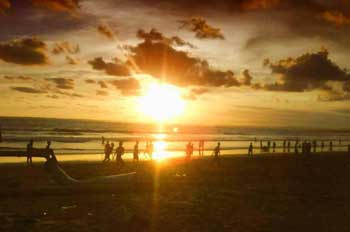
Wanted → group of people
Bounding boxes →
[102,141,126,166]
[25,140,55,165]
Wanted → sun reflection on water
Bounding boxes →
[152,134,171,161]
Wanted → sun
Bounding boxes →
[138,83,186,122]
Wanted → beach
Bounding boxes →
[1,152,350,231]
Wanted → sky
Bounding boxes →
[0,0,350,129]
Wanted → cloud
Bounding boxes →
[85,79,96,84]
[54,89,83,98]
[88,57,131,76]
[0,0,10,15]
[52,41,80,55]
[178,17,224,40]
[183,87,210,100]
[128,30,240,87]
[109,78,141,96]
[46,77,75,89]
[318,90,350,102]
[241,0,280,10]
[240,69,253,85]
[97,23,117,40]
[137,28,195,48]
[96,90,109,96]
[11,86,47,94]
[263,48,350,92]
[98,80,108,88]
[65,55,79,65]
[0,37,48,65]
[321,11,350,26]
[31,0,81,15]
[3,76,33,81]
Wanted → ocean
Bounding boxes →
[0,117,349,163]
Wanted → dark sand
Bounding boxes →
[1,152,350,232]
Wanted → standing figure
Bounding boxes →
[272,142,276,153]
[103,141,111,162]
[133,141,139,163]
[330,141,333,152]
[198,140,204,156]
[115,141,125,167]
[248,143,253,156]
[213,142,221,163]
[287,141,291,153]
[321,141,325,151]
[26,139,34,165]
[101,136,105,145]
[283,140,286,152]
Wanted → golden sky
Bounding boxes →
[0,0,350,128]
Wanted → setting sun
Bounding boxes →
[138,83,186,122]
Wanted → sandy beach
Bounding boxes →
[0,152,350,231]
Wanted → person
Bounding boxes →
[260,140,263,150]
[46,140,51,150]
[330,141,333,152]
[294,141,299,154]
[101,136,105,145]
[109,142,114,160]
[321,141,325,151]
[287,141,291,153]
[272,142,276,152]
[267,141,271,151]
[186,142,193,160]
[103,141,111,162]
[133,141,139,163]
[312,140,317,153]
[26,139,34,165]
[248,143,253,156]
[198,140,204,156]
[283,140,286,152]
[115,141,125,167]
[148,141,154,160]
[213,142,221,163]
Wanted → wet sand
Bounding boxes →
[1,152,350,231]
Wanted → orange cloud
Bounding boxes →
[242,0,280,10]
[322,11,350,26]
[97,24,116,40]
[0,0,10,15]
[31,0,80,15]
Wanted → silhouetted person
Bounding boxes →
[133,141,139,163]
[0,125,2,143]
[213,142,221,163]
[294,141,299,154]
[260,140,263,150]
[103,141,111,162]
[148,141,154,160]
[287,141,291,153]
[248,143,253,156]
[199,140,204,156]
[283,140,286,152]
[102,136,105,145]
[313,140,317,153]
[186,142,192,160]
[272,142,276,152]
[26,139,34,165]
[330,141,333,152]
[321,141,325,151]
[115,141,125,167]
[46,141,51,150]
[267,141,271,152]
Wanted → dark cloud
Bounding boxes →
[98,80,108,88]
[85,79,96,84]
[96,90,109,96]
[263,49,350,92]
[109,78,141,96]
[183,87,210,100]
[46,78,75,89]
[52,41,79,55]
[137,28,195,48]
[97,24,116,40]
[129,31,240,87]
[3,75,33,81]
[240,69,253,85]
[65,55,79,65]
[0,0,10,15]
[88,57,131,76]
[31,0,81,16]
[11,86,47,94]
[178,17,224,40]
[0,37,48,65]
[55,89,83,98]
